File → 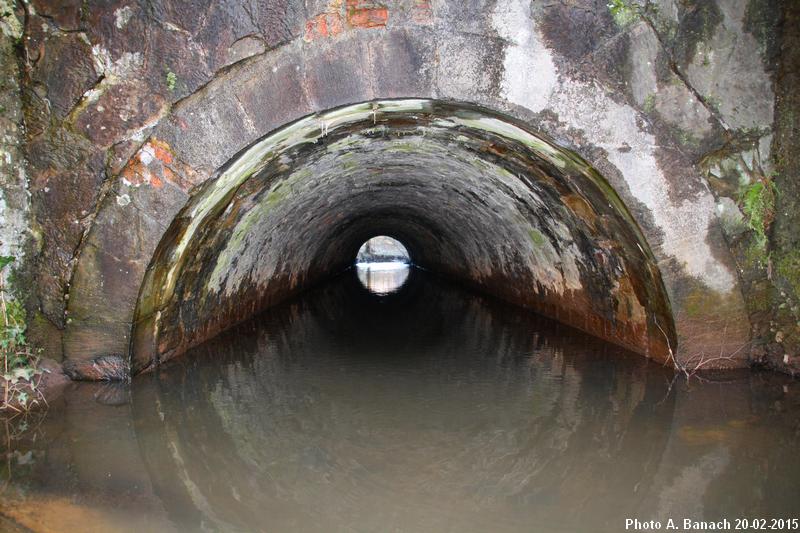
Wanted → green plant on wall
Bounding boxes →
[166,70,177,92]
[1,256,44,412]
[607,0,639,27]
[739,176,777,252]
[643,93,656,113]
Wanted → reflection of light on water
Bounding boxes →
[356,262,410,295]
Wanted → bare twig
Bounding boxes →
[653,314,748,386]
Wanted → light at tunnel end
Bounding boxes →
[355,236,411,295]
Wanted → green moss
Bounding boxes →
[608,0,638,27]
[265,181,290,208]
[743,240,768,269]
[0,257,25,325]
[166,71,177,92]
[340,158,359,171]
[682,284,736,319]
[643,93,656,113]
[739,177,777,251]
[747,285,771,313]
[386,141,423,154]
[265,166,313,209]
[528,228,546,247]
[776,249,800,298]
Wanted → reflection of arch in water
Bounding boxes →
[133,273,676,532]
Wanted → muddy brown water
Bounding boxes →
[2,268,799,532]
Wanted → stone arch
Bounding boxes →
[60,25,750,379]
[129,99,675,371]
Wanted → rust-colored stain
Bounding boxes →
[149,174,165,188]
[678,426,730,446]
[304,0,387,42]
[483,141,509,157]
[678,417,756,446]
[304,12,344,42]
[614,273,647,328]
[150,138,174,165]
[118,139,184,190]
[563,193,597,231]
[120,157,148,187]
[1,495,152,533]
[346,0,388,28]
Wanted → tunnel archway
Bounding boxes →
[129,99,675,373]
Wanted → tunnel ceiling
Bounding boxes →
[131,99,675,373]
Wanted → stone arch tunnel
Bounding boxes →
[1,0,798,380]
[126,99,677,373]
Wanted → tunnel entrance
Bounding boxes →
[130,99,676,373]
[355,236,411,295]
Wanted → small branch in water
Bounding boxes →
[653,315,746,382]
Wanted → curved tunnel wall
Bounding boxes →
[129,99,675,372]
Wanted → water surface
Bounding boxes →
[2,269,799,532]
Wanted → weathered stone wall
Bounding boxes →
[0,2,28,294]
[764,0,800,372]
[4,0,797,377]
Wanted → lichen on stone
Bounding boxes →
[0,0,22,40]
[607,0,639,28]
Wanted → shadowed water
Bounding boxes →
[2,269,799,532]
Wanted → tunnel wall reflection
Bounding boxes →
[133,272,677,531]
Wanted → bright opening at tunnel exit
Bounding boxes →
[355,236,411,295]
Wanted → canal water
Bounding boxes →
[2,267,799,532]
